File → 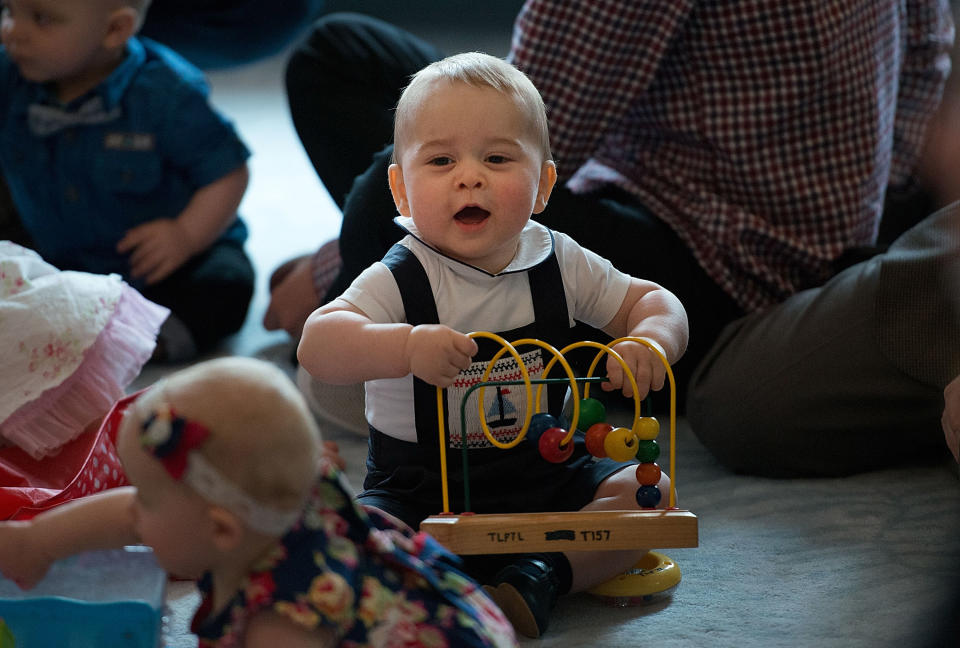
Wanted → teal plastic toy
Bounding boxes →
[0,546,165,648]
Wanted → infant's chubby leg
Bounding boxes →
[565,467,672,592]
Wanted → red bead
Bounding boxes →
[538,427,574,463]
[585,422,614,458]
[635,462,662,486]
[526,412,561,445]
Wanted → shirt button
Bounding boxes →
[65,185,79,202]
[64,130,76,143]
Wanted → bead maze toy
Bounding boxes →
[419,333,699,559]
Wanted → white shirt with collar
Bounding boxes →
[341,216,631,442]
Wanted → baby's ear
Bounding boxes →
[103,7,139,50]
[532,160,557,215]
[208,506,245,552]
[388,164,410,216]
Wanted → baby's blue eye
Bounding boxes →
[487,155,509,164]
[429,157,452,166]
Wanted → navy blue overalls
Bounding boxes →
[356,242,628,531]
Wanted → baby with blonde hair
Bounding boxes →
[1,0,254,360]
[300,51,687,638]
[0,357,517,647]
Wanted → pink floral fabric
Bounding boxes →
[0,242,168,457]
[0,243,120,421]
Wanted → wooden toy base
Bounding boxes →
[420,509,698,554]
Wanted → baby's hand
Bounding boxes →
[603,339,666,399]
[405,325,477,387]
[319,440,347,471]
[117,219,194,285]
[0,521,55,590]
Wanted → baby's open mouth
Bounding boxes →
[454,206,490,225]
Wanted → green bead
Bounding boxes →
[635,439,661,463]
[577,397,606,431]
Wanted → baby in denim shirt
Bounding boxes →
[0,0,253,359]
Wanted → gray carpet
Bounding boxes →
[537,422,960,648]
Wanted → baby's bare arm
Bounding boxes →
[244,609,336,647]
[298,300,477,387]
[601,278,689,398]
[117,164,249,284]
[0,487,139,589]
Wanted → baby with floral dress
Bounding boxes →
[0,356,516,647]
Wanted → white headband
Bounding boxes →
[135,395,301,535]
[182,452,301,535]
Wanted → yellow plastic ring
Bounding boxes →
[586,551,681,603]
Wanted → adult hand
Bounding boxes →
[943,375,960,463]
[263,256,320,340]
[117,219,194,284]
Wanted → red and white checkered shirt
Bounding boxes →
[510,0,954,311]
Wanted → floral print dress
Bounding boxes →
[191,463,517,647]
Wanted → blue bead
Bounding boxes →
[526,412,561,444]
[635,485,662,509]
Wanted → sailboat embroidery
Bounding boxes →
[486,386,518,428]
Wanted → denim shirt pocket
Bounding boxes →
[97,147,163,194]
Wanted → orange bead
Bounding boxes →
[585,422,614,458]
[635,462,662,486]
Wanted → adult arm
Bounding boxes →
[509,0,695,179]
[888,0,954,189]
[943,374,960,462]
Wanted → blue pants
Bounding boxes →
[140,0,326,69]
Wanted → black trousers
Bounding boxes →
[137,239,254,353]
[286,13,745,404]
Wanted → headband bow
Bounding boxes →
[135,399,300,535]
[140,404,209,479]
